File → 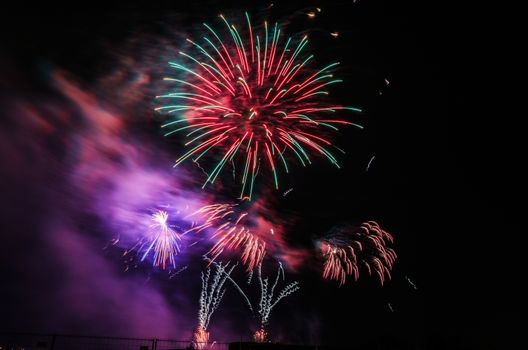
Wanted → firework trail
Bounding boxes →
[157,12,363,199]
[126,210,181,270]
[193,261,237,349]
[252,260,300,342]
[188,203,267,271]
[366,155,375,171]
[282,188,293,197]
[405,275,418,290]
[203,256,254,313]
[387,302,394,312]
[319,221,396,286]
[169,265,188,279]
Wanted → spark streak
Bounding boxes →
[194,262,237,349]
[188,203,266,271]
[319,221,396,286]
[158,13,362,199]
[252,260,300,342]
[128,210,181,270]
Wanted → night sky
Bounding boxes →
[0,1,523,349]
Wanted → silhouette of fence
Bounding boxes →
[0,333,229,350]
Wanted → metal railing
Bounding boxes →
[0,333,229,350]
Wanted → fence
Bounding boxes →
[0,333,230,350]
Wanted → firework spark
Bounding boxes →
[188,203,267,271]
[366,155,375,171]
[193,261,236,349]
[282,188,293,196]
[157,13,362,199]
[193,327,210,350]
[253,328,267,342]
[387,302,394,312]
[319,221,396,286]
[204,257,254,313]
[129,210,181,270]
[253,260,300,342]
[405,275,418,290]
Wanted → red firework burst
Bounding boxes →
[156,13,362,199]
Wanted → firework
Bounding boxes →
[192,327,210,350]
[204,256,254,312]
[157,13,362,199]
[188,203,266,271]
[366,155,375,171]
[319,221,396,286]
[405,275,418,290]
[253,328,267,342]
[193,261,236,349]
[252,261,300,342]
[130,210,181,270]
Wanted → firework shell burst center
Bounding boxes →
[157,12,363,200]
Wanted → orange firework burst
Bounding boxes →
[319,221,396,286]
[188,203,266,271]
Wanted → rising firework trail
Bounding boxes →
[318,221,396,286]
[188,203,266,271]
[252,260,300,342]
[203,256,254,313]
[157,12,363,199]
[193,261,237,349]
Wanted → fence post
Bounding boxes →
[49,334,57,350]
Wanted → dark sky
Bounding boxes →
[0,1,524,349]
